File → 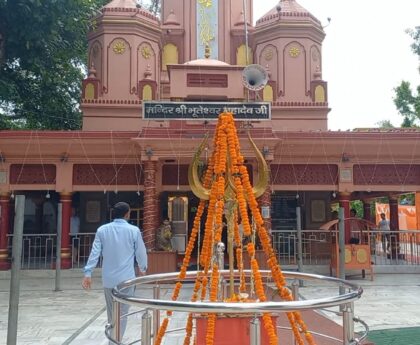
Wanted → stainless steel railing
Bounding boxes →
[107,270,367,345]
[271,229,420,267]
[6,230,420,269]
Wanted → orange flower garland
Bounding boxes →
[156,112,316,345]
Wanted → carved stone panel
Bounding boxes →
[73,164,143,185]
[10,164,56,184]
[353,164,420,185]
[271,164,338,185]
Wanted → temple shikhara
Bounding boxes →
[0,0,419,273]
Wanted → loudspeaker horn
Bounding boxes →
[242,64,268,91]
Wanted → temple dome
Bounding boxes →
[256,0,321,27]
[184,59,230,67]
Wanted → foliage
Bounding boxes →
[399,193,415,205]
[393,81,420,127]
[376,119,395,128]
[393,27,420,127]
[140,0,161,16]
[0,0,107,130]
[350,200,363,218]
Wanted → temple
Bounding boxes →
[0,0,419,270]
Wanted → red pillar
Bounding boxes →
[0,193,11,270]
[389,196,400,259]
[60,192,72,269]
[338,192,351,243]
[363,201,371,223]
[143,160,158,250]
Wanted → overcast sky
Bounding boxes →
[254,0,420,130]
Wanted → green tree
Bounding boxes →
[393,27,420,127]
[376,119,395,128]
[141,0,161,16]
[0,0,107,130]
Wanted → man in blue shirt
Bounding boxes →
[82,202,147,341]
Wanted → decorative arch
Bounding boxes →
[310,45,322,77]
[89,40,103,82]
[283,41,306,100]
[236,44,253,66]
[107,38,131,97]
[162,43,179,71]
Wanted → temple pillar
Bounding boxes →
[60,192,72,269]
[338,192,351,243]
[389,195,400,259]
[0,193,11,270]
[143,160,158,250]
[363,201,371,223]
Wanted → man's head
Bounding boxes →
[350,209,357,217]
[380,212,386,220]
[113,202,130,219]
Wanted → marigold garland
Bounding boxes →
[156,112,316,345]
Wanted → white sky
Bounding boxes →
[253,0,420,130]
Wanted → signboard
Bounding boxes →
[143,101,271,120]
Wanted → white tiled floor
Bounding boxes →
[0,270,419,344]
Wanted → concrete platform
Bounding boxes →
[0,270,419,344]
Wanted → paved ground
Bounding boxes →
[0,269,419,345]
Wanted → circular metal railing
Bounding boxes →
[107,270,368,345]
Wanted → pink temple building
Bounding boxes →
[0,0,419,270]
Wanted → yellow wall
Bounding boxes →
[162,43,179,71]
[314,85,325,102]
[236,44,253,66]
[142,85,153,101]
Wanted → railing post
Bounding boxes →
[153,284,160,338]
[141,310,152,345]
[296,207,303,287]
[292,279,299,301]
[250,316,261,345]
[111,299,121,343]
[342,302,355,345]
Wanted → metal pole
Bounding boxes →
[216,242,225,300]
[342,302,355,345]
[296,207,303,286]
[338,208,346,297]
[250,316,261,345]
[111,299,121,343]
[152,285,160,338]
[55,203,62,292]
[242,0,250,102]
[291,280,299,301]
[7,195,25,345]
[291,279,299,345]
[141,310,152,345]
